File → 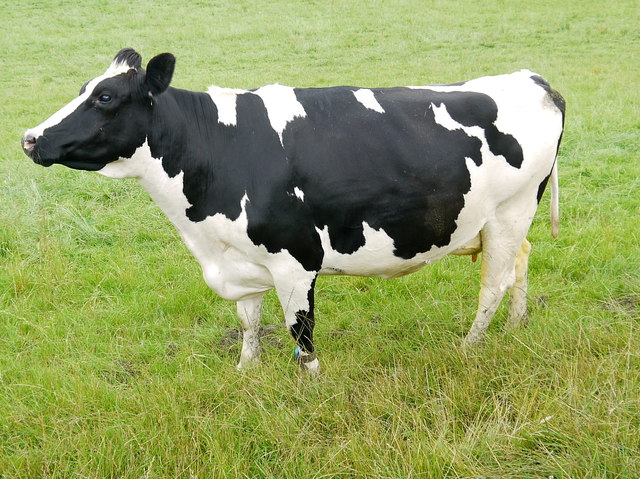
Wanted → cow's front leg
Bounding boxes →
[236,294,265,370]
[274,273,320,374]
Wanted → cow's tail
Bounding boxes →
[549,86,564,239]
[539,78,565,239]
[550,160,559,238]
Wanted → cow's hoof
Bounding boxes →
[295,348,320,375]
[505,315,529,330]
[236,356,260,371]
[462,333,484,349]
[301,358,321,375]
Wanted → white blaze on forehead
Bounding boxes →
[253,84,306,144]
[353,88,385,113]
[25,61,137,140]
[207,86,246,126]
[104,57,139,77]
[294,187,304,201]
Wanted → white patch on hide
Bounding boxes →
[431,102,464,131]
[253,84,307,144]
[353,88,385,113]
[207,86,246,126]
[408,70,563,176]
[317,222,444,279]
[431,102,487,156]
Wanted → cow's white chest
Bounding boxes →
[98,143,275,301]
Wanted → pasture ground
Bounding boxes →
[0,0,638,477]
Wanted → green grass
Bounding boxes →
[1,0,639,477]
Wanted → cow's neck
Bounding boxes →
[147,87,220,179]
[142,87,241,224]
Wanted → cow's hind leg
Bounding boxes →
[507,239,531,329]
[274,272,320,374]
[236,294,265,370]
[464,212,533,346]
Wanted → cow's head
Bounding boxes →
[22,48,175,172]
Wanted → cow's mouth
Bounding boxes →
[22,142,54,167]
[21,134,52,165]
[22,135,101,170]
[23,138,37,151]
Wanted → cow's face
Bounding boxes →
[22,49,174,172]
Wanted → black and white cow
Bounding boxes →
[23,49,565,373]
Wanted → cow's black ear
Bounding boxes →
[145,53,175,96]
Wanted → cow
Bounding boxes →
[22,49,565,374]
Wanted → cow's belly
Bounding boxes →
[317,221,482,279]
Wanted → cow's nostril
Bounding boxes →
[22,134,37,151]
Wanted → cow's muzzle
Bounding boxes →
[22,133,53,166]
[22,133,37,154]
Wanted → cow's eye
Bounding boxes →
[98,94,112,104]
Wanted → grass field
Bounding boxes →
[1,0,639,477]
